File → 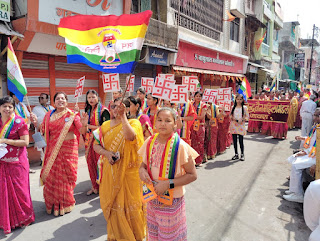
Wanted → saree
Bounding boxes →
[94,119,146,241]
[271,122,288,139]
[190,101,206,165]
[287,97,298,129]
[144,106,159,132]
[217,114,230,154]
[179,101,196,145]
[205,104,219,159]
[138,113,153,138]
[0,115,34,234]
[40,108,81,216]
[85,103,109,191]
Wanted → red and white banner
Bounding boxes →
[202,89,218,103]
[182,76,199,93]
[152,77,175,101]
[74,76,85,98]
[158,74,174,81]
[126,75,135,93]
[170,85,188,103]
[141,77,154,94]
[102,73,120,92]
[217,88,232,111]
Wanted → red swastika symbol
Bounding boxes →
[141,77,154,94]
[171,85,188,103]
[202,89,218,103]
[152,77,175,101]
[182,76,199,92]
[103,73,120,92]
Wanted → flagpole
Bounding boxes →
[25,95,32,114]
[121,73,133,103]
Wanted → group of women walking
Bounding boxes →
[0,87,248,240]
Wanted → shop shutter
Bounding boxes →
[21,53,50,108]
[133,63,154,93]
[55,57,99,110]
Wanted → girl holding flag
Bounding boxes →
[0,96,35,234]
[83,90,110,196]
[138,107,198,241]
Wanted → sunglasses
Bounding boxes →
[38,97,46,100]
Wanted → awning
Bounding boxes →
[172,66,245,78]
[248,62,264,68]
[0,23,24,38]
[260,68,274,74]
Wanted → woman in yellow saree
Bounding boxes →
[93,98,146,241]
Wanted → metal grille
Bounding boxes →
[171,0,223,40]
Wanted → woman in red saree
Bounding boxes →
[205,102,219,159]
[127,96,153,140]
[178,101,196,145]
[217,106,230,154]
[82,90,110,196]
[31,92,87,216]
[248,94,262,133]
[190,92,207,166]
[0,96,34,234]
[271,95,288,139]
[143,94,159,132]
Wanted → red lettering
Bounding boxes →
[87,0,111,11]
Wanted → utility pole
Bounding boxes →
[309,24,316,84]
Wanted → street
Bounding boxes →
[1,128,311,241]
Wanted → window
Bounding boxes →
[230,18,240,42]
[263,21,269,45]
[247,0,255,11]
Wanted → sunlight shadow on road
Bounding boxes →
[46,213,107,241]
[204,159,240,170]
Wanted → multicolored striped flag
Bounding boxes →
[238,77,252,101]
[270,77,276,92]
[58,10,152,74]
[7,37,27,102]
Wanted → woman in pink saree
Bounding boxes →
[0,96,34,234]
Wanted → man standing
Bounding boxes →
[32,93,54,128]
[32,93,54,166]
[300,95,317,145]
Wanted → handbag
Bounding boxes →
[32,130,47,149]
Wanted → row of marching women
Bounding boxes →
[0,86,246,240]
[247,90,313,139]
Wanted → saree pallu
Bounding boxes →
[147,197,187,241]
[138,114,153,138]
[248,120,261,133]
[271,122,288,139]
[217,116,230,154]
[0,116,34,234]
[205,123,218,159]
[180,102,196,145]
[191,125,205,165]
[41,109,81,216]
[261,122,272,136]
[97,119,146,241]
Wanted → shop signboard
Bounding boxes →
[294,53,305,68]
[0,0,10,22]
[175,41,246,74]
[147,47,169,66]
[38,0,123,26]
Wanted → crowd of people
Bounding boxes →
[2,84,320,240]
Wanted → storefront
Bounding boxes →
[173,41,248,92]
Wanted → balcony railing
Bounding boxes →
[262,43,269,56]
[144,18,178,50]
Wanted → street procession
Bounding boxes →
[2,0,320,240]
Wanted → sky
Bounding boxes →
[278,0,320,39]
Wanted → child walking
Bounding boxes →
[138,107,198,241]
[230,94,249,161]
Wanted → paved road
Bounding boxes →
[1,129,311,241]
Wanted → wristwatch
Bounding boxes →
[169,179,175,189]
